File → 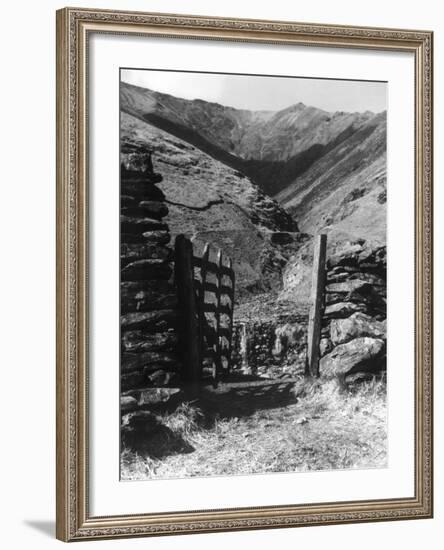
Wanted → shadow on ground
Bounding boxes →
[195,379,299,421]
[123,418,195,459]
[122,376,300,461]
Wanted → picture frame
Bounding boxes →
[56,6,433,542]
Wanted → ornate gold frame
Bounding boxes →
[56,7,433,542]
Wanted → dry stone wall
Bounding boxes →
[120,161,183,414]
[118,163,387,394]
[231,315,308,378]
[319,241,387,381]
[230,239,387,382]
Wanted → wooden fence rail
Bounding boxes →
[175,235,235,385]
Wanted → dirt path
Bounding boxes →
[121,377,387,480]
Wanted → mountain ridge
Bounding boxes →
[121,111,301,295]
[121,80,386,245]
[121,81,386,205]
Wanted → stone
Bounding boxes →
[138,201,169,219]
[326,279,372,295]
[330,312,386,345]
[145,173,163,184]
[121,256,167,268]
[327,241,365,269]
[324,301,367,319]
[377,190,387,204]
[327,272,352,283]
[143,362,182,376]
[120,180,165,200]
[123,386,182,406]
[121,371,146,391]
[121,281,177,312]
[328,271,384,288]
[120,309,179,331]
[121,150,162,175]
[280,255,312,304]
[142,230,171,245]
[330,266,360,274]
[321,325,330,337]
[325,279,386,316]
[272,323,305,357]
[147,369,178,386]
[320,337,385,378]
[120,259,172,282]
[327,241,386,274]
[319,337,333,357]
[121,410,162,435]
[345,372,377,384]
[121,290,178,314]
[325,292,358,306]
[121,243,172,264]
[120,395,139,412]
[121,330,178,353]
[121,351,181,373]
[121,204,169,220]
[231,318,308,375]
[347,272,385,286]
[359,246,386,273]
[121,280,173,293]
[121,410,166,449]
[121,195,136,207]
[120,215,168,234]
[121,233,148,244]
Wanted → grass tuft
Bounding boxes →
[121,375,387,481]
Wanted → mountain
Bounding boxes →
[121,111,300,295]
[121,81,385,211]
[120,80,386,300]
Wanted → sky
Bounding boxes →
[121,68,387,114]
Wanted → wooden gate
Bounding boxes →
[175,235,235,385]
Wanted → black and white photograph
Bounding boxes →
[119,69,387,481]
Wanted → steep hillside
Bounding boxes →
[121,112,300,295]
[277,112,387,244]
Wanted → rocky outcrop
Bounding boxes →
[320,337,385,378]
[123,387,183,407]
[330,312,386,345]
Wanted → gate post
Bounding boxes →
[174,235,201,387]
[306,234,327,377]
